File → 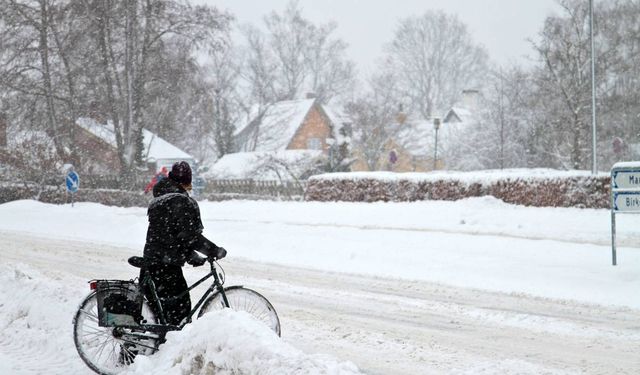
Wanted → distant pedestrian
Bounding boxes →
[144,166,168,194]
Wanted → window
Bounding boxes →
[306,138,322,150]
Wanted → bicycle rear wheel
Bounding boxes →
[198,286,281,336]
[73,290,159,375]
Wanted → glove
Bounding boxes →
[215,247,227,260]
[187,252,207,267]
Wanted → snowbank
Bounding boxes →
[0,264,89,374]
[310,169,610,184]
[124,310,362,375]
[0,261,362,375]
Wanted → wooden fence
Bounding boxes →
[203,179,307,200]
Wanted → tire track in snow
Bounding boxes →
[205,218,640,249]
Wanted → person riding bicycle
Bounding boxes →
[142,161,226,326]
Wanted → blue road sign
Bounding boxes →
[66,171,80,193]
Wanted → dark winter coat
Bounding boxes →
[143,178,208,266]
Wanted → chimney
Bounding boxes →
[0,113,6,148]
[461,89,480,111]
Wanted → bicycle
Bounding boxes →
[72,256,281,375]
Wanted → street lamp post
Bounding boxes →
[589,0,597,174]
[433,118,441,170]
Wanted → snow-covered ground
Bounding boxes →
[2,197,639,308]
[1,198,639,374]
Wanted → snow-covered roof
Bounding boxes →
[204,150,323,180]
[76,117,117,147]
[322,105,348,127]
[235,98,316,152]
[141,129,193,161]
[443,106,476,125]
[76,117,193,161]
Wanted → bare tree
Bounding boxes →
[83,0,231,175]
[303,21,356,103]
[143,40,215,164]
[473,66,532,170]
[241,0,355,104]
[384,10,488,119]
[0,0,80,162]
[527,0,631,170]
[593,0,640,165]
[262,0,309,101]
[207,44,243,159]
[346,72,403,171]
[0,0,231,179]
[241,26,280,105]
[530,0,594,169]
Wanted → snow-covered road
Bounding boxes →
[1,198,639,374]
[1,230,639,374]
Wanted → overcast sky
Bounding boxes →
[204,0,562,75]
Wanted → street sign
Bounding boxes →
[612,168,640,189]
[610,161,640,266]
[66,170,80,193]
[612,190,640,212]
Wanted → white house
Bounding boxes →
[75,117,196,174]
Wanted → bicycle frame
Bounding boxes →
[132,259,231,334]
[75,258,279,374]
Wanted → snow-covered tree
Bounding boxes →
[346,72,404,171]
[241,0,355,105]
[0,0,231,177]
[383,10,489,118]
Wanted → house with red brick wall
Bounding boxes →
[234,98,350,155]
[214,98,351,180]
[74,118,121,174]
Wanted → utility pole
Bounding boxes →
[589,0,597,174]
[433,118,441,170]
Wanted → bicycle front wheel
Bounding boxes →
[198,287,281,336]
[72,290,159,375]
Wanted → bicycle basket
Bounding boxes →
[95,280,143,327]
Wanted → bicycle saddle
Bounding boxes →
[127,256,146,268]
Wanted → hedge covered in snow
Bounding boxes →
[305,169,611,208]
[0,184,150,207]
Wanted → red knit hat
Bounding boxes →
[169,161,192,185]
